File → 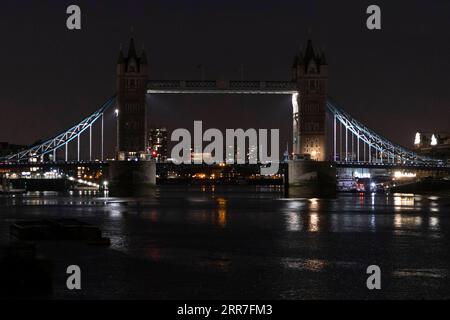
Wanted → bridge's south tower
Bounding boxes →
[116,38,148,160]
[292,39,328,161]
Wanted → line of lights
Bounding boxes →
[67,175,101,188]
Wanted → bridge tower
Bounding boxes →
[292,39,328,161]
[288,39,335,193]
[116,38,148,160]
[109,38,155,194]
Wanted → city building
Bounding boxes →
[413,132,450,160]
[0,142,26,158]
[148,127,168,162]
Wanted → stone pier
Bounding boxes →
[107,160,156,196]
[288,160,336,197]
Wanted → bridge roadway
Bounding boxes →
[1,160,449,172]
[333,161,450,171]
[0,161,107,170]
[146,79,298,94]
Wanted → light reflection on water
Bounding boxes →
[1,187,449,299]
[217,197,227,228]
[392,268,448,279]
[282,258,327,272]
[0,188,448,250]
[285,212,302,231]
[308,213,319,232]
[278,192,444,234]
[393,193,415,211]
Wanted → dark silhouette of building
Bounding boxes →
[148,127,168,162]
[0,142,26,158]
[292,39,328,161]
[116,38,148,160]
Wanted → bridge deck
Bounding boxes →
[1,161,448,172]
[334,161,450,171]
[146,80,298,94]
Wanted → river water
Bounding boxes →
[1,186,449,299]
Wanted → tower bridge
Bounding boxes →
[0,37,448,193]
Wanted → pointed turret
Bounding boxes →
[117,47,125,64]
[127,37,138,59]
[140,48,148,65]
[297,50,304,65]
[293,38,326,75]
[292,55,299,68]
[303,39,316,65]
[318,50,327,65]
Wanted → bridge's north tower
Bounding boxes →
[292,39,328,161]
[116,38,148,160]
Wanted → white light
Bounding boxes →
[115,109,119,117]
[103,181,108,186]
[431,134,437,146]
[414,132,421,145]
[354,171,371,178]
[394,171,416,178]
[291,93,299,113]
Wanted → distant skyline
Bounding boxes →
[1,0,449,156]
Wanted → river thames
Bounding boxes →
[1,186,449,299]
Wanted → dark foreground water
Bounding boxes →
[1,186,449,299]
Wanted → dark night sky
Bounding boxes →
[1,0,449,158]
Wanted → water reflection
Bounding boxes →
[278,192,446,234]
[309,198,319,211]
[393,213,423,232]
[308,213,320,232]
[429,216,439,231]
[285,212,302,231]
[370,214,376,232]
[216,197,227,228]
[204,254,231,272]
[392,268,448,279]
[281,258,327,272]
[109,209,123,219]
[1,188,447,241]
[393,193,415,211]
[149,209,158,223]
[147,243,161,262]
[187,210,210,225]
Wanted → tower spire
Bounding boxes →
[140,46,148,64]
[128,37,137,59]
[304,39,315,65]
[117,44,124,64]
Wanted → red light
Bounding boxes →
[151,150,157,157]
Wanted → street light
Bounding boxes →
[115,108,119,156]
